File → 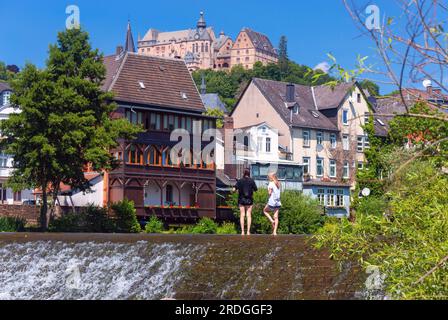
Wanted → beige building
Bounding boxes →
[230,78,377,188]
[231,28,278,69]
[138,13,277,71]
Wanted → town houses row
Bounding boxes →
[1,20,446,221]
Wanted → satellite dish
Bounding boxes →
[423,79,432,88]
[362,188,371,197]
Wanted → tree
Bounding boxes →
[204,108,225,128]
[360,79,380,96]
[0,28,141,230]
[278,35,289,75]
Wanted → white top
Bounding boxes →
[268,182,282,207]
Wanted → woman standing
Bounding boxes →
[234,169,258,236]
[263,173,282,236]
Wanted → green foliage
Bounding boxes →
[229,189,324,234]
[204,108,225,128]
[0,28,142,230]
[192,60,335,111]
[316,159,448,299]
[0,216,26,232]
[360,79,380,96]
[191,217,218,234]
[356,196,388,216]
[144,216,165,234]
[217,222,238,235]
[48,205,115,233]
[111,199,141,233]
[0,62,18,82]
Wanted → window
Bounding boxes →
[149,113,161,131]
[186,117,192,133]
[147,146,161,166]
[303,157,310,175]
[316,158,324,177]
[330,160,337,178]
[327,189,335,207]
[125,109,143,125]
[343,135,350,151]
[13,191,21,202]
[357,93,361,103]
[257,137,263,152]
[166,185,173,204]
[3,91,11,106]
[294,105,299,114]
[162,148,173,166]
[127,145,143,165]
[358,161,364,170]
[330,134,337,149]
[0,152,9,168]
[266,138,271,153]
[343,161,350,179]
[168,115,175,131]
[317,189,325,206]
[336,190,345,207]
[357,136,364,152]
[342,110,349,126]
[317,132,323,145]
[357,136,370,152]
[303,130,310,147]
[364,112,370,124]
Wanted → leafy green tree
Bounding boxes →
[0,62,18,82]
[204,108,225,128]
[0,28,141,230]
[360,80,380,96]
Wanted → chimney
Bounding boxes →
[116,46,124,56]
[427,84,433,95]
[286,83,295,102]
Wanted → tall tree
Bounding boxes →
[0,28,141,230]
[278,35,289,75]
[360,79,380,97]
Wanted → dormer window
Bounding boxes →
[293,105,299,114]
[2,91,11,106]
[342,109,349,126]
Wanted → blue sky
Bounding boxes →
[0,0,403,94]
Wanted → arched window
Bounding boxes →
[127,145,143,165]
[205,43,209,52]
[162,147,172,166]
[201,43,204,53]
[166,185,173,204]
[146,145,161,166]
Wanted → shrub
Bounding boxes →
[191,217,218,234]
[356,196,388,216]
[230,189,324,234]
[144,216,164,234]
[0,216,26,232]
[49,205,115,233]
[111,199,141,233]
[217,222,238,235]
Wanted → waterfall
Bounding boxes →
[0,234,366,300]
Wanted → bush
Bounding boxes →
[217,222,238,235]
[144,216,165,234]
[0,216,26,232]
[229,189,324,234]
[191,217,218,234]
[111,199,141,233]
[356,196,388,216]
[49,205,115,233]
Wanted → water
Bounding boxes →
[0,234,365,300]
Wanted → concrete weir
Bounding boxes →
[0,233,365,300]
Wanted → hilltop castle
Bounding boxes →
[137,12,278,72]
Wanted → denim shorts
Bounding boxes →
[268,205,281,211]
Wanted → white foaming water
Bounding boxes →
[0,241,205,300]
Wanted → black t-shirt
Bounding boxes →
[235,177,258,205]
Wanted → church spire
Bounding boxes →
[125,20,136,53]
[200,73,207,95]
[197,11,206,30]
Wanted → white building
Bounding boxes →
[0,82,34,205]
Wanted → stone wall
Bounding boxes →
[0,205,40,225]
